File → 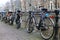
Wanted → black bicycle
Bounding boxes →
[15,12,22,29]
[26,10,55,40]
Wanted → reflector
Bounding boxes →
[50,15,54,19]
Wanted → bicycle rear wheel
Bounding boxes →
[40,18,54,40]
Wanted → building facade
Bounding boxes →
[57,0,60,9]
[4,0,60,12]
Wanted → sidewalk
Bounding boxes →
[0,22,41,40]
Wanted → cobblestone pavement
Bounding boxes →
[0,22,43,40]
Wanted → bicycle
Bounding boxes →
[26,9,55,40]
[15,11,22,29]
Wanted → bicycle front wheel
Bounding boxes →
[40,18,54,40]
[27,17,35,33]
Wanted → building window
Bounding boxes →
[58,3,59,8]
[43,0,47,2]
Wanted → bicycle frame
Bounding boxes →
[30,12,46,26]
[28,11,55,30]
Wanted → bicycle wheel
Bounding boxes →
[16,20,21,29]
[27,17,35,33]
[40,18,54,39]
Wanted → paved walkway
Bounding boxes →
[0,22,42,40]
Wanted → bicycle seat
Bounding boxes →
[41,8,47,12]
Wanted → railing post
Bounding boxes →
[53,10,59,40]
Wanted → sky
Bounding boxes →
[0,0,10,7]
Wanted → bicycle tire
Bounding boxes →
[40,17,55,40]
[27,17,35,33]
